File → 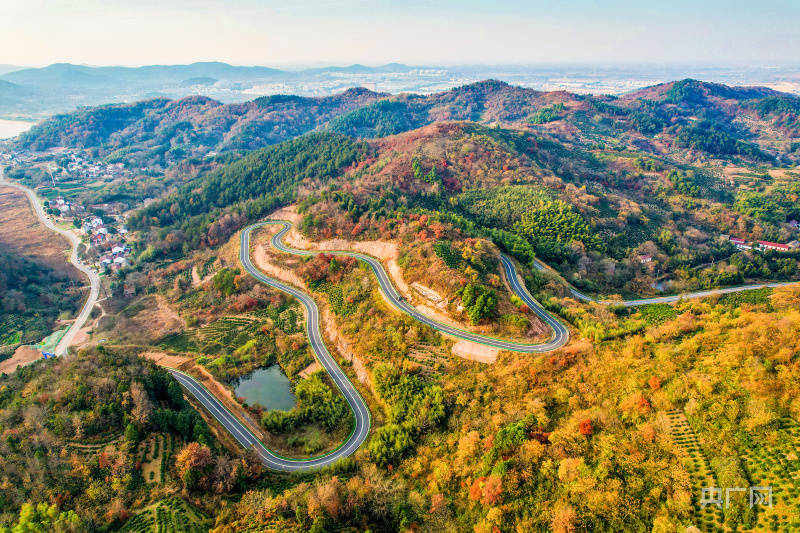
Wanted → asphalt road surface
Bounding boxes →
[177,219,799,470]
[0,167,100,356]
[175,220,571,470]
[568,281,799,307]
[534,255,798,307]
[167,368,366,472]
[266,221,570,353]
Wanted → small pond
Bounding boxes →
[233,365,296,411]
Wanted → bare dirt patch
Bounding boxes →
[128,296,184,341]
[70,324,93,348]
[138,434,163,484]
[0,345,42,374]
[191,265,215,288]
[411,282,446,306]
[70,302,107,350]
[451,340,500,364]
[299,361,321,379]
[191,266,201,286]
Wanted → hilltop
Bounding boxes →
[328,78,800,164]
[17,78,800,168]
[113,79,800,296]
[15,87,385,166]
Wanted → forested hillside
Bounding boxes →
[5,77,800,532]
[0,348,261,531]
[16,87,384,166]
[0,249,81,351]
[128,132,369,254]
[297,121,800,296]
[204,281,800,532]
[15,79,796,297]
[16,79,800,172]
[329,78,800,164]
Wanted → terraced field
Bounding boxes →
[405,343,450,375]
[667,410,725,531]
[138,433,173,484]
[740,418,800,532]
[159,306,302,356]
[668,410,800,533]
[64,433,123,455]
[158,316,265,354]
[119,496,210,533]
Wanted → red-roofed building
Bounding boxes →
[758,240,791,252]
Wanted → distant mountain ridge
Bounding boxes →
[325,78,799,163]
[1,61,286,86]
[15,87,387,166]
[13,78,800,167]
[0,61,418,118]
[0,61,416,82]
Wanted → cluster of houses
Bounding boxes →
[61,151,129,180]
[49,196,85,216]
[727,236,800,253]
[82,216,132,271]
[98,244,132,271]
[0,149,32,165]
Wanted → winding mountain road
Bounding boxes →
[0,167,100,356]
[176,218,800,471]
[266,221,570,353]
[173,220,570,471]
[532,258,799,307]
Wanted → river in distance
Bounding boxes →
[0,119,35,140]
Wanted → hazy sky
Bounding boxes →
[2,0,798,67]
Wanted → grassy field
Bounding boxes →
[35,326,69,352]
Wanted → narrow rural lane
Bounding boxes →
[0,167,100,356]
[532,258,799,307]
